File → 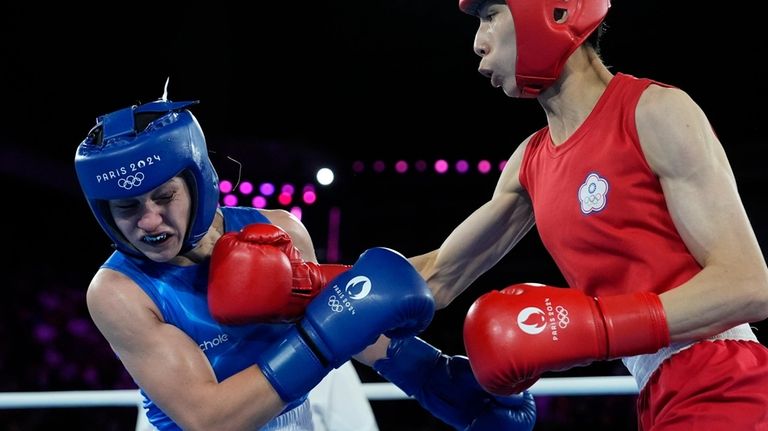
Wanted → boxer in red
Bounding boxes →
[411,1,768,429]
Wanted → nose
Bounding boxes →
[137,204,163,233]
[472,32,493,78]
[473,35,488,58]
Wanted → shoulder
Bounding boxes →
[258,208,316,259]
[497,132,536,194]
[87,268,161,337]
[636,84,702,126]
[635,84,714,176]
[258,209,306,237]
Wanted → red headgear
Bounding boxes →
[459,0,610,96]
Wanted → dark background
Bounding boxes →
[1,2,765,430]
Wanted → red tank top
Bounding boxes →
[519,73,701,296]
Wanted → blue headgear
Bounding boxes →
[74,98,219,257]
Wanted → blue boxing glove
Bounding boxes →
[257,247,435,403]
[374,337,536,431]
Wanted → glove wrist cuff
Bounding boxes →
[597,292,670,358]
[308,263,352,288]
[257,327,330,403]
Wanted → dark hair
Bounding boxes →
[585,21,608,57]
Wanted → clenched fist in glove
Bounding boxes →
[208,223,351,324]
[464,283,670,396]
[374,336,537,431]
[258,247,436,403]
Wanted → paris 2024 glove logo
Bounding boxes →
[517,301,570,341]
[327,276,372,315]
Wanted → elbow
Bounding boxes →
[754,283,768,323]
[173,408,261,431]
[179,418,255,431]
[744,269,768,323]
[173,411,221,431]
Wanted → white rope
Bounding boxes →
[0,376,638,409]
[0,390,142,409]
[528,376,638,396]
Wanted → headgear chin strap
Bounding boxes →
[459,0,610,97]
[74,99,219,257]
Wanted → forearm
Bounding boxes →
[140,363,286,431]
[203,366,286,431]
[660,263,768,342]
[422,197,535,308]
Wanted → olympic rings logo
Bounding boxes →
[555,305,569,328]
[327,295,344,313]
[583,193,603,205]
[117,172,145,190]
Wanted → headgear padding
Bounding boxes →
[74,99,219,257]
[459,0,610,97]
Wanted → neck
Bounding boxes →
[538,46,613,145]
[172,210,224,266]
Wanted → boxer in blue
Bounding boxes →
[75,93,537,430]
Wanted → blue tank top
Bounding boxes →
[102,207,312,430]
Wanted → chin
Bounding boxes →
[138,244,182,263]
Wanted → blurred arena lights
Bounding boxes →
[259,182,275,196]
[218,158,505,219]
[394,160,408,173]
[455,159,469,174]
[222,194,238,206]
[478,159,492,174]
[238,181,253,195]
[277,192,292,206]
[434,159,449,174]
[281,183,295,195]
[219,177,321,221]
[219,180,234,194]
[316,168,334,186]
[303,184,317,205]
[352,160,365,173]
[351,159,505,174]
[251,196,267,208]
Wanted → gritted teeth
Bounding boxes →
[142,233,169,245]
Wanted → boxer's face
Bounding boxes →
[473,3,521,97]
[109,176,192,262]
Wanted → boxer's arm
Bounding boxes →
[87,269,285,431]
[261,208,318,262]
[412,139,536,309]
[636,85,768,341]
[263,208,353,283]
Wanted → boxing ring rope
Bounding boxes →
[0,376,638,410]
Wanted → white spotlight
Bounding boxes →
[316,168,335,186]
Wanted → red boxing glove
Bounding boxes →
[208,223,351,324]
[463,283,670,396]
